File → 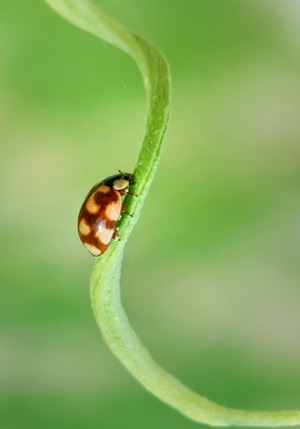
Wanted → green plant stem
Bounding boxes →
[45,0,300,426]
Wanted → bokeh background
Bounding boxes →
[1,1,300,428]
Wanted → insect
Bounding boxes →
[78,171,134,257]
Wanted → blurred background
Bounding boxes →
[1,1,299,428]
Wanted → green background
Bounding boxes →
[1,1,299,428]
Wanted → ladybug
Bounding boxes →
[78,171,134,257]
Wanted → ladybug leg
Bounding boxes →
[120,203,133,218]
[112,229,120,241]
[126,190,138,197]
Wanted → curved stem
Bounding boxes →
[45,0,300,426]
